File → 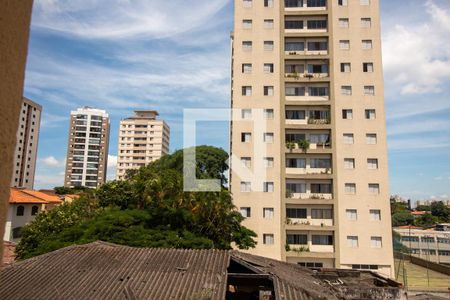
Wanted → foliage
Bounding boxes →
[415,205,430,212]
[296,139,310,153]
[17,146,256,259]
[392,230,410,253]
[392,212,414,227]
[415,214,439,228]
[390,201,409,215]
[430,201,449,222]
[54,186,92,195]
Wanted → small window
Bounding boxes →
[346,210,357,221]
[360,0,370,5]
[242,86,252,96]
[263,132,274,143]
[343,134,354,144]
[263,234,274,245]
[341,63,351,73]
[339,18,349,28]
[368,183,380,194]
[344,158,355,169]
[241,157,251,168]
[264,109,274,119]
[370,209,381,220]
[342,109,353,119]
[364,85,375,95]
[338,0,348,6]
[242,41,253,51]
[263,157,274,168]
[366,133,377,144]
[362,40,373,49]
[263,182,274,193]
[242,19,252,29]
[371,236,382,248]
[243,0,253,8]
[31,205,39,216]
[341,86,352,95]
[339,40,350,50]
[264,41,274,51]
[241,132,252,142]
[264,19,274,29]
[363,63,374,72]
[242,64,252,74]
[240,207,251,217]
[264,63,274,73]
[365,109,376,119]
[241,109,252,119]
[264,86,274,96]
[361,18,371,28]
[347,236,358,248]
[345,183,356,194]
[263,208,274,219]
[367,158,378,170]
[16,205,25,216]
[241,181,251,192]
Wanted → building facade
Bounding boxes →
[394,226,450,266]
[230,0,394,277]
[11,97,42,189]
[64,107,110,188]
[116,110,170,180]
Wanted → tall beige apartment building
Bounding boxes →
[116,110,170,180]
[11,97,42,189]
[230,0,394,277]
[64,107,110,188]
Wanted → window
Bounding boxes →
[366,133,377,144]
[311,209,332,219]
[243,0,252,7]
[360,0,370,5]
[31,205,39,216]
[285,20,304,30]
[12,227,23,239]
[342,109,353,119]
[285,41,305,51]
[367,158,378,170]
[364,85,375,95]
[242,41,252,50]
[240,207,251,217]
[308,86,328,96]
[285,110,306,120]
[264,133,274,143]
[341,63,351,73]
[264,19,274,29]
[310,183,332,193]
[347,236,358,248]
[365,109,376,119]
[264,109,274,119]
[241,181,251,192]
[310,158,331,168]
[264,86,274,96]
[241,109,252,119]
[346,209,357,221]
[339,18,349,28]
[287,234,308,245]
[286,208,307,219]
[371,237,382,248]
[338,0,348,6]
[264,41,274,51]
[361,18,372,28]
[352,264,378,270]
[341,86,352,95]
[298,262,323,268]
[242,64,252,74]
[344,158,355,169]
[16,205,24,216]
[287,158,306,168]
[263,182,274,192]
[307,20,327,29]
[312,235,333,245]
[263,157,274,167]
[369,184,380,194]
[241,157,251,168]
[307,41,327,51]
[363,63,374,73]
[264,63,274,73]
[362,40,373,49]
[241,132,252,142]
[339,40,350,50]
[263,234,274,244]
[345,183,356,194]
[242,19,252,29]
[264,0,274,7]
[370,209,381,220]
[242,86,252,96]
[263,208,274,219]
[343,133,354,144]
[286,183,306,193]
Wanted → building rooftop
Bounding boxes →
[0,242,404,300]
[9,188,62,204]
[124,110,159,120]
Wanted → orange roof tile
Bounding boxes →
[411,211,426,215]
[65,194,81,198]
[9,188,62,204]
[21,190,62,203]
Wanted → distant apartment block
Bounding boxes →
[230,0,394,277]
[11,97,42,189]
[64,107,110,188]
[116,110,170,180]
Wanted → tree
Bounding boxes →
[430,201,450,222]
[17,146,256,259]
[392,212,414,227]
[415,214,438,228]
[415,205,431,212]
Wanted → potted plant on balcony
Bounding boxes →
[286,189,293,198]
[286,141,296,152]
[297,139,310,153]
[304,73,314,79]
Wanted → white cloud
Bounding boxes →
[383,1,450,95]
[32,0,230,39]
[41,156,64,167]
[107,155,117,168]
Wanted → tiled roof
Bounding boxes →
[9,188,48,204]
[20,190,62,203]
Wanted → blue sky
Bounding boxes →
[26,0,450,202]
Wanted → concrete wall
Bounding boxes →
[0,0,34,263]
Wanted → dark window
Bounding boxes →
[285,41,305,51]
[285,0,303,7]
[286,208,307,218]
[31,205,39,216]
[307,20,327,29]
[311,184,332,193]
[16,205,25,216]
[307,0,326,7]
[312,235,333,245]
[287,234,308,245]
[308,41,327,51]
[285,20,304,29]
[12,227,23,239]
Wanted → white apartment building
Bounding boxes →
[116,110,170,180]
[230,0,394,277]
[11,97,42,189]
[64,107,110,188]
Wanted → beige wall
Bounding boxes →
[3,203,44,242]
[0,0,34,262]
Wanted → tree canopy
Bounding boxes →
[16,146,256,260]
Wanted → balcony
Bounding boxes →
[286,232,334,255]
[284,18,328,35]
[285,84,329,102]
[284,0,327,13]
[285,109,331,129]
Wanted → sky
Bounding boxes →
[25,0,450,202]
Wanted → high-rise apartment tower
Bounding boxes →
[230,0,393,277]
[116,110,170,180]
[64,107,110,188]
[11,97,42,189]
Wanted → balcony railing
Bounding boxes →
[286,167,332,175]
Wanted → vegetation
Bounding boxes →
[16,146,257,259]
